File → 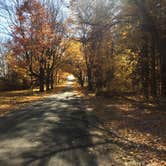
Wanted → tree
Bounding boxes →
[43,0,67,90]
[71,0,118,91]
[10,0,55,92]
[64,40,86,87]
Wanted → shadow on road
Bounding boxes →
[0,86,105,166]
[0,86,154,166]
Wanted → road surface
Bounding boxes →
[0,82,141,166]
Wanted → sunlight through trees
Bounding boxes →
[0,0,165,98]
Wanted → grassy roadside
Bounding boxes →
[75,85,166,166]
[0,84,66,117]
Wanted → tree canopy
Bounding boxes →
[0,0,165,99]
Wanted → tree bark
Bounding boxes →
[50,72,54,89]
[46,70,50,91]
[140,40,149,99]
[39,67,45,92]
[160,38,166,96]
[151,39,157,97]
[87,66,93,91]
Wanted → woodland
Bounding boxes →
[0,1,166,165]
[0,0,165,99]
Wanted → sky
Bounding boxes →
[0,0,15,41]
[0,0,70,41]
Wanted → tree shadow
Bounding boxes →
[1,87,165,165]
[0,88,100,166]
[118,96,166,142]
[85,95,166,162]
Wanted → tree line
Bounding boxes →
[0,0,166,99]
[69,0,166,99]
[0,0,68,91]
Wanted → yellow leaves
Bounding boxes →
[61,40,86,76]
[66,40,84,61]
[122,31,127,37]
[109,49,139,91]
[120,30,130,40]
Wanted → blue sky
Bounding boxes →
[0,0,70,41]
[0,0,15,40]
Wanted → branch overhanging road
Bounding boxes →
[0,81,141,166]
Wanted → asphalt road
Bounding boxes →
[0,82,141,166]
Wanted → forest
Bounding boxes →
[0,0,165,99]
[0,0,166,165]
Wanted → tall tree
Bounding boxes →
[10,0,54,92]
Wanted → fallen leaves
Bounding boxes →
[0,84,66,117]
[84,94,166,165]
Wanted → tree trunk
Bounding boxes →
[78,76,84,88]
[95,65,103,93]
[141,41,149,99]
[46,76,50,91]
[46,70,50,91]
[39,67,45,92]
[160,38,166,96]
[136,0,166,96]
[151,39,157,97]
[87,67,93,91]
[50,72,54,89]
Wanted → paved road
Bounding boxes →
[0,83,141,166]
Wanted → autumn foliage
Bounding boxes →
[0,0,165,98]
[8,0,65,92]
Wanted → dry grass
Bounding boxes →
[0,84,66,117]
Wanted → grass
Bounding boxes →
[0,84,66,117]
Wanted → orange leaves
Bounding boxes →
[7,0,54,80]
[11,0,55,64]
